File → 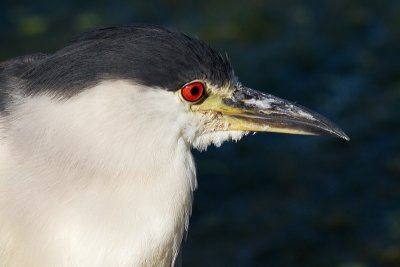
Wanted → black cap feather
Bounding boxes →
[18,24,234,97]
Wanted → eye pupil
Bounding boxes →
[190,86,199,96]
[181,82,204,102]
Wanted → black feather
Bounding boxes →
[14,24,234,98]
[0,53,49,112]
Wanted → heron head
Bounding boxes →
[21,24,348,152]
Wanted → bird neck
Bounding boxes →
[2,81,197,266]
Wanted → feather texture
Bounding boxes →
[0,79,244,266]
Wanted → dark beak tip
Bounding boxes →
[337,132,350,141]
[342,133,350,141]
[326,127,350,141]
[340,132,350,141]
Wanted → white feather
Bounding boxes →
[0,80,244,266]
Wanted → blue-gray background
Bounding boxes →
[1,1,399,266]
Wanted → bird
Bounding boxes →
[0,24,349,267]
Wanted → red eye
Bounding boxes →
[181,82,204,102]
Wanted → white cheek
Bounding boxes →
[181,111,248,151]
[191,130,248,151]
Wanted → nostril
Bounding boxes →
[233,89,254,101]
[233,90,247,101]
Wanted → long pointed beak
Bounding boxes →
[192,86,349,140]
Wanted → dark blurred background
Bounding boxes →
[1,0,399,266]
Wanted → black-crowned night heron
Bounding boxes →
[0,24,348,267]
